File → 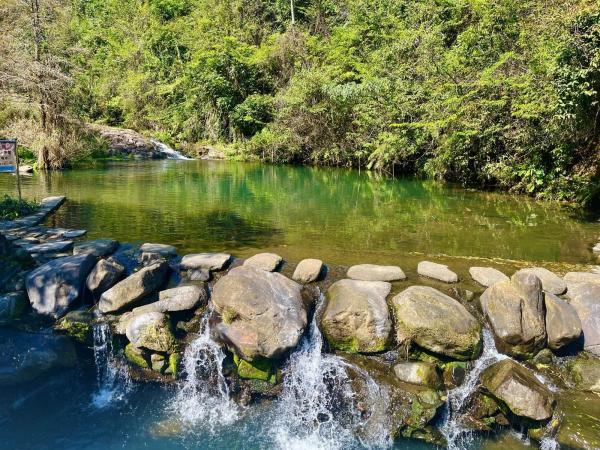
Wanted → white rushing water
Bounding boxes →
[170,309,239,432]
[441,328,508,450]
[91,322,133,409]
[151,139,192,160]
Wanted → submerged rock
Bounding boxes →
[86,257,125,298]
[180,252,231,271]
[393,361,441,388]
[514,267,567,295]
[132,284,208,314]
[292,258,324,283]
[347,264,406,282]
[565,282,600,356]
[480,359,554,421]
[211,266,308,360]
[392,286,481,360]
[99,261,169,313]
[125,311,177,353]
[469,267,509,287]
[243,252,283,272]
[26,254,96,318]
[568,355,600,394]
[555,391,600,450]
[73,238,119,257]
[544,293,582,351]
[320,279,391,353]
[480,271,546,358]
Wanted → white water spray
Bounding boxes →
[151,139,192,160]
[170,309,239,432]
[441,328,508,450]
[91,322,133,409]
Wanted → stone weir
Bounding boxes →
[1,197,599,450]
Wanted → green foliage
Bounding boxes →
[0,195,37,221]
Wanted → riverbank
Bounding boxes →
[1,196,599,449]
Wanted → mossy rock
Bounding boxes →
[165,352,181,377]
[233,354,276,383]
[567,354,600,393]
[555,390,600,450]
[124,343,150,369]
[55,309,94,344]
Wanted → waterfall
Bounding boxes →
[151,139,192,160]
[91,322,133,409]
[441,328,508,450]
[267,295,391,450]
[170,307,239,432]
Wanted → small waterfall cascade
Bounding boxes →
[170,307,239,431]
[151,139,192,160]
[91,321,133,409]
[268,295,391,450]
[441,328,508,450]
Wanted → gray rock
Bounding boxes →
[180,252,231,271]
[392,286,481,360]
[188,268,210,281]
[26,254,96,318]
[481,359,554,421]
[417,261,458,283]
[480,271,547,358]
[0,329,76,386]
[569,356,600,394]
[469,267,509,287]
[211,266,308,360]
[566,282,600,356]
[393,361,441,388]
[86,257,125,298]
[564,271,600,289]
[243,252,283,272]
[62,229,87,239]
[125,312,177,353]
[292,258,324,283]
[347,264,406,282]
[25,240,73,255]
[320,279,392,353]
[514,267,567,295]
[0,292,28,320]
[140,243,177,256]
[74,239,119,257]
[40,196,66,211]
[132,285,207,315]
[99,261,169,313]
[545,292,582,351]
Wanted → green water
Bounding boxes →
[1,160,597,273]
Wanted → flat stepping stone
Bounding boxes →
[243,253,283,272]
[140,243,177,256]
[292,259,324,283]
[469,267,509,287]
[40,196,66,211]
[26,240,73,254]
[514,267,566,295]
[417,261,458,283]
[73,239,119,257]
[62,229,87,239]
[347,264,406,282]
[180,253,231,271]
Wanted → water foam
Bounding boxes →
[151,139,192,160]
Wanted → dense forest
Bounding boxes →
[2,0,600,205]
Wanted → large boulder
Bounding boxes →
[86,257,125,298]
[469,267,509,287]
[563,271,600,288]
[211,266,308,360]
[320,279,392,353]
[514,267,567,295]
[125,312,177,353]
[347,264,406,282]
[132,284,208,314]
[292,258,324,283]
[73,238,119,257]
[417,261,458,283]
[565,283,600,356]
[243,252,283,272]
[544,293,582,351]
[99,261,169,314]
[0,329,77,386]
[392,286,481,360]
[26,254,96,318]
[480,359,554,421]
[480,271,547,358]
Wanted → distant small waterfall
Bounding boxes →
[151,139,192,160]
[91,322,133,409]
[441,328,508,449]
[170,307,239,432]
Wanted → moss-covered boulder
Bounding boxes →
[55,309,94,344]
[125,311,178,353]
[392,286,482,360]
[233,354,276,383]
[124,342,150,369]
[320,279,392,353]
[555,390,600,450]
[164,352,181,376]
[568,355,600,394]
[393,361,441,388]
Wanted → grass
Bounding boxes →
[0,194,38,220]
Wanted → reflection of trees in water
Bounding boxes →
[9,160,598,263]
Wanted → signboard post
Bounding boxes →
[0,139,22,202]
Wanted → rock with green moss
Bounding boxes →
[124,343,149,369]
[392,286,482,360]
[555,390,600,450]
[393,361,441,388]
[234,354,276,383]
[125,312,178,353]
[165,352,181,376]
[568,355,600,394]
[0,291,28,321]
[55,309,94,343]
[320,279,392,353]
[441,361,467,389]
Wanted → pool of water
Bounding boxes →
[1,160,597,271]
